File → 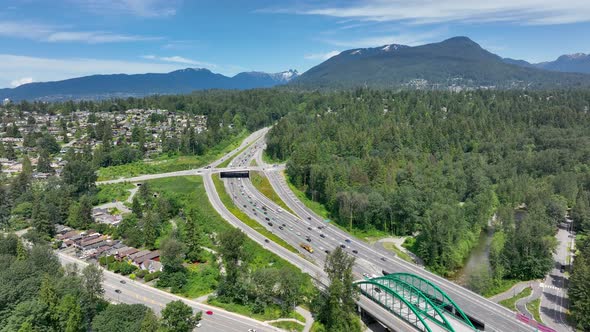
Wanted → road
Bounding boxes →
[226,138,535,332]
[539,224,574,332]
[88,127,532,331]
[57,252,277,332]
[221,139,476,331]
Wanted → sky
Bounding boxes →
[1,0,590,88]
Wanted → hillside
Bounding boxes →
[0,68,298,101]
[291,37,590,90]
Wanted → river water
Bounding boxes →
[451,227,494,286]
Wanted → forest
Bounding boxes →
[2,88,590,329]
[266,89,590,286]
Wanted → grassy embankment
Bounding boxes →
[212,174,298,254]
[499,287,532,311]
[216,139,256,168]
[526,298,543,323]
[97,130,249,180]
[250,171,295,215]
[270,321,305,332]
[146,176,314,317]
[95,182,135,204]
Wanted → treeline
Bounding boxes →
[266,89,590,281]
[0,235,205,332]
[569,236,590,331]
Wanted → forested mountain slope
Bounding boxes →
[291,37,590,89]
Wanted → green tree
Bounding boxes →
[36,149,54,174]
[160,300,198,332]
[185,212,204,262]
[91,303,151,332]
[569,239,590,330]
[313,246,360,332]
[139,309,160,332]
[62,160,97,196]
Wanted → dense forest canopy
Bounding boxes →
[266,90,590,280]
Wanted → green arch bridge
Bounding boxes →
[355,272,477,332]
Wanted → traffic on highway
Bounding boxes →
[220,134,535,332]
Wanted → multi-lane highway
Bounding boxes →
[57,252,276,332]
[91,126,537,331]
[219,135,537,332]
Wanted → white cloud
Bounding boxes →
[140,55,215,68]
[0,54,183,88]
[0,20,158,44]
[304,50,341,61]
[290,0,590,25]
[72,0,179,18]
[10,77,33,87]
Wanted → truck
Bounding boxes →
[300,243,314,253]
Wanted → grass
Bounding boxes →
[250,171,296,215]
[285,174,330,220]
[526,298,542,323]
[212,174,299,254]
[310,321,326,332]
[97,130,249,180]
[250,159,257,166]
[146,176,314,299]
[180,261,219,298]
[499,286,532,311]
[482,279,523,298]
[207,298,305,323]
[95,182,135,204]
[217,139,255,168]
[382,242,414,263]
[270,321,304,332]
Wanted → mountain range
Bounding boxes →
[0,69,298,102]
[503,53,590,74]
[3,36,590,101]
[291,37,590,90]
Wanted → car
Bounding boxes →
[277,208,282,213]
[320,234,325,238]
[263,211,267,215]
[324,250,330,254]
[268,222,273,227]
[363,273,370,278]
[380,257,386,262]
[289,227,293,231]
[243,204,247,208]
[374,288,381,293]
[345,239,351,243]
[296,232,301,236]
[279,226,284,230]
[206,310,213,315]
[196,322,202,328]
[120,280,126,284]
[282,223,286,227]
[340,244,346,249]
[560,264,566,273]
[306,238,312,242]
[264,239,270,243]
[352,249,358,254]
[265,217,270,221]
[248,329,257,332]
[307,217,312,220]
[115,289,121,294]
[307,227,312,231]
[252,209,256,212]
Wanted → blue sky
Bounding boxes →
[1,0,590,88]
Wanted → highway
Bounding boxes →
[57,252,277,332]
[221,139,475,331]
[222,136,535,332]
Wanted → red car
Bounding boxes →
[206,310,213,315]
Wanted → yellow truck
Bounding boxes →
[300,243,314,253]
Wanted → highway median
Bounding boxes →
[212,174,299,254]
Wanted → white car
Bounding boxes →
[196,322,202,328]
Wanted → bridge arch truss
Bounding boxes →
[355,273,476,332]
